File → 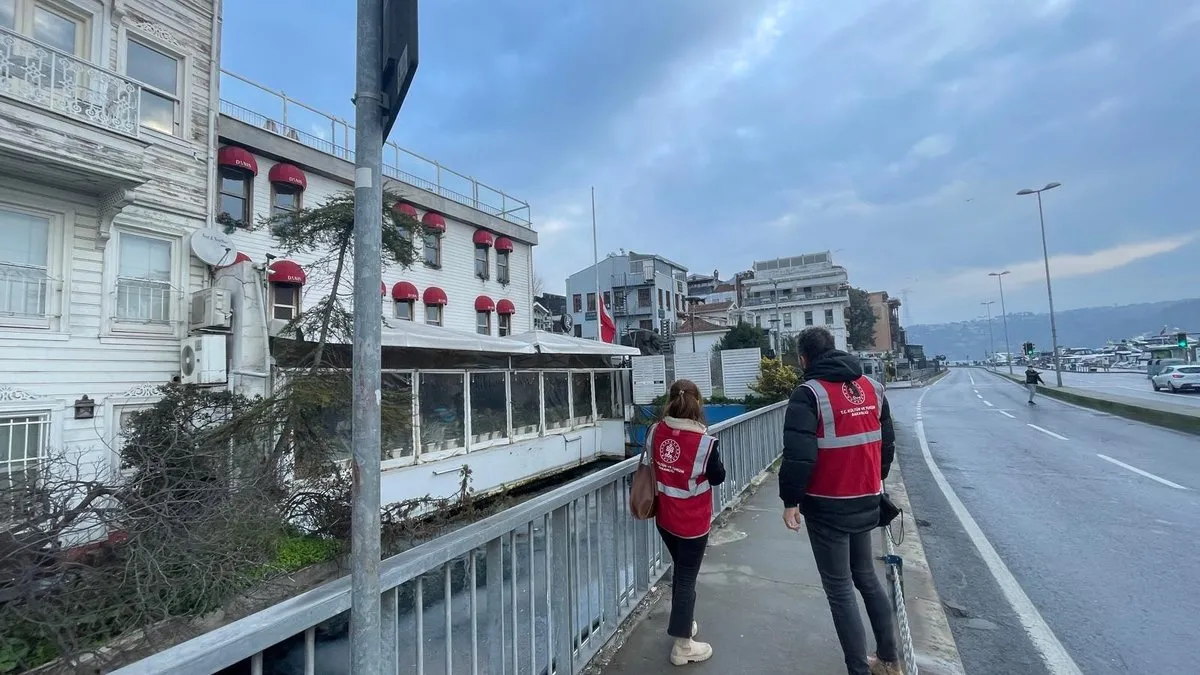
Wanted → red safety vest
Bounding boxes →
[644,420,717,539]
[804,376,885,500]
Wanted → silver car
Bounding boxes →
[1151,365,1200,393]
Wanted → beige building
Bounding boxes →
[866,291,903,352]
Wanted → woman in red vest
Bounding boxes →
[644,378,726,666]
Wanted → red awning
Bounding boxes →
[497,299,516,315]
[381,281,387,297]
[268,259,306,285]
[391,281,419,301]
[393,202,419,219]
[215,251,251,269]
[217,146,258,175]
[421,212,447,232]
[268,162,307,190]
[423,286,448,305]
[473,230,494,247]
[475,295,495,312]
[494,237,514,252]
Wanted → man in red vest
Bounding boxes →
[780,327,900,675]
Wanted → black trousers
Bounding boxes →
[806,519,899,675]
[657,526,709,638]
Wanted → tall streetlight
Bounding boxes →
[981,301,996,367]
[685,295,704,352]
[989,271,1014,375]
[1017,182,1063,386]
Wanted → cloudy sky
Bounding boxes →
[222,0,1200,324]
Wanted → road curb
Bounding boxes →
[885,458,967,675]
[985,369,1200,437]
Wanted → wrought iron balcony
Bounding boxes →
[0,27,141,137]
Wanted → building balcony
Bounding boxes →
[610,272,654,287]
[742,289,848,308]
[0,27,149,193]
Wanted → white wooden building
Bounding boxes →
[1,0,222,497]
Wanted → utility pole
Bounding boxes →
[981,301,995,368]
[1017,182,1063,386]
[350,1,418,672]
[989,271,1013,375]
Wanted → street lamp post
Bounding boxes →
[1017,182,1063,386]
[989,271,1013,375]
[770,279,781,357]
[685,295,704,352]
[981,301,996,368]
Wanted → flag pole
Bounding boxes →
[592,186,601,342]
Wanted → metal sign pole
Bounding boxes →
[350,0,384,670]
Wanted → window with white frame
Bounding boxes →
[474,246,488,280]
[115,231,173,325]
[498,313,511,337]
[2,0,90,56]
[218,167,252,226]
[0,206,53,324]
[425,304,443,326]
[271,284,301,321]
[1,412,49,512]
[476,310,490,336]
[271,185,300,220]
[804,310,813,326]
[825,308,835,325]
[496,250,509,284]
[113,405,151,470]
[422,231,441,267]
[125,36,183,136]
[393,299,413,321]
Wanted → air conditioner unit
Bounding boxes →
[189,287,232,332]
[180,334,228,385]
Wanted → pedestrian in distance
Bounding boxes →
[642,378,726,666]
[1025,366,1045,405]
[780,327,902,675]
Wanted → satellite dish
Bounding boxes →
[190,229,237,267]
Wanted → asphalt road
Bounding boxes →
[887,368,1200,675]
[989,367,1200,409]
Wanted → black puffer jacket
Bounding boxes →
[778,350,896,534]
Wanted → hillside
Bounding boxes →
[906,298,1199,360]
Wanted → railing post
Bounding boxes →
[550,506,573,674]
[281,92,289,127]
[599,482,619,635]
[381,587,398,674]
[486,538,506,674]
[632,514,650,592]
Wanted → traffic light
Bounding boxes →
[1023,341,1035,356]
[1177,332,1188,349]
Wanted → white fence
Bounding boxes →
[631,355,667,404]
[720,348,762,399]
[673,352,713,398]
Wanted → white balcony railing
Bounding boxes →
[0,262,51,319]
[0,26,141,137]
[743,289,848,308]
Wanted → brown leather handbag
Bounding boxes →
[629,449,658,520]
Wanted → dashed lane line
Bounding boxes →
[1096,454,1189,490]
[1027,424,1069,441]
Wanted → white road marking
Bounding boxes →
[1096,454,1189,490]
[983,400,994,407]
[1027,424,1069,441]
[999,410,1017,419]
[976,394,984,399]
[915,387,1084,675]
[969,371,976,385]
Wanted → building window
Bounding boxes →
[805,311,813,326]
[783,312,793,328]
[825,308,834,325]
[0,206,52,322]
[476,311,491,335]
[394,300,413,321]
[3,1,89,56]
[125,37,183,136]
[425,304,443,326]
[271,284,301,321]
[422,231,441,267]
[658,288,664,308]
[115,232,172,324]
[639,319,653,330]
[638,288,650,308]
[755,315,761,327]
[497,251,509,284]
[586,292,596,312]
[499,313,511,337]
[572,294,582,313]
[602,291,611,309]
[573,323,582,337]
[0,412,49,512]
[218,167,251,226]
[474,246,489,280]
[271,186,300,219]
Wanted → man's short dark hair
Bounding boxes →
[797,327,836,364]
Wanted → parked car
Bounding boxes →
[1151,365,1200,393]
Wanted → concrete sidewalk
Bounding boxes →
[595,473,896,675]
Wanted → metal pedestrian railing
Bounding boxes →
[111,402,787,675]
[881,514,919,675]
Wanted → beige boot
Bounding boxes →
[868,655,903,675]
[691,621,699,637]
[670,637,713,666]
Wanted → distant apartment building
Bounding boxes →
[742,252,851,351]
[565,252,688,340]
[866,291,904,353]
[534,292,568,332]
[685,269,743,326]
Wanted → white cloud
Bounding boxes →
[910,133,955,159]
[930,235,1197,298]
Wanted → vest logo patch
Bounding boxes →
[658,438,682,464]
[842,382,867,405]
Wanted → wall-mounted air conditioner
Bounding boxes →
[189,287,232,332]
[180,334,228,385]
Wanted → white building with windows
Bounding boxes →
[1,0,221,498]
[742,252,851,352]
[564,252,688,341]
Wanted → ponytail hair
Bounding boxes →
[663,379,705,424]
